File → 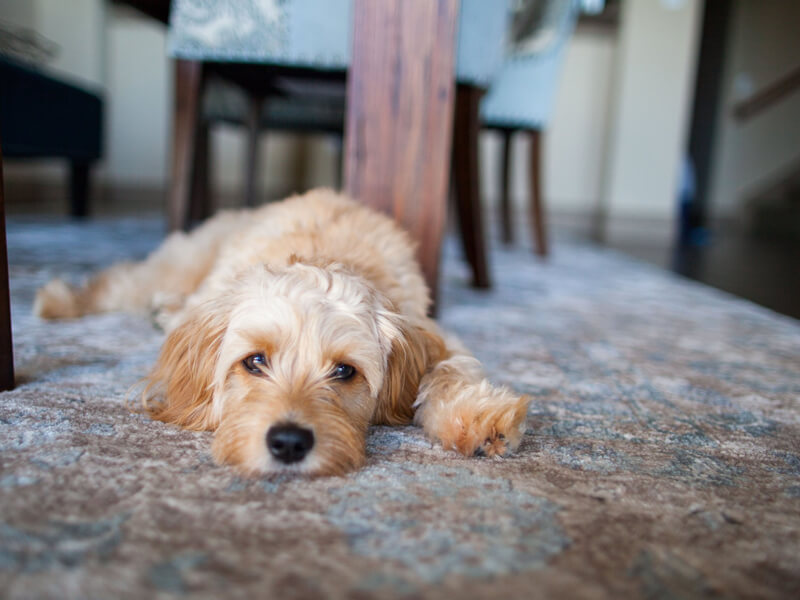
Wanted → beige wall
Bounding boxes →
[707,0,800,219]
[600,0,703,240]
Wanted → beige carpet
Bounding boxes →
[1,215,799,599]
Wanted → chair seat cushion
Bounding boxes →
[169,0,510,88]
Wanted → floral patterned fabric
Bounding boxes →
[1,214,799,598]
[168,0,510,86]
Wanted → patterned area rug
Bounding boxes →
[1,215,799,599]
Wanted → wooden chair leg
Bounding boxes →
[0,140,14,391]
[499,129,513,244]
[335,132,344,191]
[244,93,263,207]
[344,0,459,313]
[452,84,491,289]
[529,129,548,256]
[189,120,211,222]
[169,59,204,231]
[69,160,90,218]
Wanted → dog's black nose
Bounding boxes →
[266,424,315,463]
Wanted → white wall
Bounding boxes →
[600,0,703,240]
[0,0,105,88]
[707,0,800,219]
[1,0,35,34]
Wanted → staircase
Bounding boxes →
[733,65,800,240]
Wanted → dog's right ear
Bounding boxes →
[143,298,230,431]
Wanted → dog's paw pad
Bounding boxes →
[474,433,511,458]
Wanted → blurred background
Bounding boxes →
[1,0,798,318]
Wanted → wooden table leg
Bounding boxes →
[344,0,459,311]
[169,59,204,231]
[0,139,14,391]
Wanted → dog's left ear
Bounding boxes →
[142,297,231,430]
[373,312,447,426]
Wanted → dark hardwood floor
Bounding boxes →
[606,229,800,320]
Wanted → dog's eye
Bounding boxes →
[242,353,267,374]
[331,363,356,381]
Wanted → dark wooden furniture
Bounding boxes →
[452,84,491,288]
[453,118,549,292]
[483,127,548,258]
[0,57,103,217]
[0,137,14,391]
[169,61,347,230]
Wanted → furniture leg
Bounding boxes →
[344,0,459,313]
[529,129,548,256]
[335,132,344,191]
[189,119,211,222]
[244,93,263,207]
[500,129,513,244]
[0,139,14,390]
[69,160,90,218]
[169,59,204,231]
[452,84,491,289]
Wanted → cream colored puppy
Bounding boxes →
[35,189,529,476]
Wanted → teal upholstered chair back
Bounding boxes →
[480,0,581,129]
[168,0,511,87]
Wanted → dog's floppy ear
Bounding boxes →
[373,316,447,426]
[143,298,230,430]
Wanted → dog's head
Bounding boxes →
[144,262,442,476]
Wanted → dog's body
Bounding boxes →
[36,189,529,476]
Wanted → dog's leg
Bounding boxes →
[412,333,530,458]
[34,211,247,321]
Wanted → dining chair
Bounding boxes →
[480,0,581,258]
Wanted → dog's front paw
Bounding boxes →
[473,432,512,458]
[416,380,530,459]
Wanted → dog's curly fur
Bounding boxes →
[35,189,530,476]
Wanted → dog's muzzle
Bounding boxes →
[266,423,315,464]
